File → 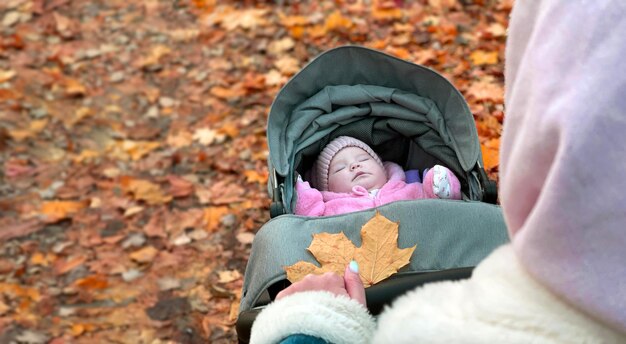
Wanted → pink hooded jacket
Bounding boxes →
[501,0,626,332]
[295,162,454,217]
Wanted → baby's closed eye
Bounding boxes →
[333,165,346,173]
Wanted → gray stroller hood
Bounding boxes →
[266,46,494,214]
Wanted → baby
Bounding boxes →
[295,136,461,216]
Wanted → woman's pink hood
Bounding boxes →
[501,1,626,332]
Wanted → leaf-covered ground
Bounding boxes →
[0,0,509,342]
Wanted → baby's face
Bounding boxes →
[327,147,387,193]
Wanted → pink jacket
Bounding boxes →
[295,162,441,216]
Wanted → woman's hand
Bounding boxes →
[276,261,366,307]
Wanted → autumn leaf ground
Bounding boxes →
[0,0,508,342]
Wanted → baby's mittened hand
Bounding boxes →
[432,165,453,199]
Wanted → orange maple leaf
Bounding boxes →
[285,212,416,287]
[469,50,499,66]
[481,138,500,170]
[120,177,172,205]
[41,200,87,222]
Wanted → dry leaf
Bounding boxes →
[204,206,230,232]
[487,23,507,37]
[469,50,499,66]
[0,69,16,83]
[109,140,160,161]
[220,8,269,31]
[285,212,416,287]
[41,200,87,221]
[137,45,171,68]
[193,128,224,145]
[324,11,353,31]
[236,232,255,245]
[53,255,88,275]
[73,275,109,290]
[166,130,193,148]
[143,210,167,238]
[264,69,287,86]
[372,1,403,21]
[64,78,87,96]
[121,178,172,205]
[8,119,49,142]
[274,56,300,75]
[481,138,500,170]
[167,175,194,198]
[466,80,504,103]
[210,85,247,100]
[129,246,158,263]
[243,170,268,184]
[30,252,56,267]
[267,37,295,55]
[217,270,242,283]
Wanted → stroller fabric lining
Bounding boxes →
[279,84,467,212]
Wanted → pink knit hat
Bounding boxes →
[311,136,383,191]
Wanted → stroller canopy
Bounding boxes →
[267,46,485,212]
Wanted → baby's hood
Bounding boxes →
[501,1,626,332]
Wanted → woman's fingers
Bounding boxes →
[344,261,366,306]
[274,264,366,307]
[275,272,346,301]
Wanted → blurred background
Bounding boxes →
[0,0,508,342]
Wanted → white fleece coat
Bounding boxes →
[251,245,626,344]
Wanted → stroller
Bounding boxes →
[236,46,508,343]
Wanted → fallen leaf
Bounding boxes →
[466,80,504,103]
[204,206,230,232]
[143,210,167,238]
[0,69,16,83]
[121,178,172,205]
[129,246,159,263]
[40,200,87,221]
[274,56,300,75]
[109,140,161,161]
[324,10,353,31]
[53,255,88,275]
[167,175,194,197]
[30,252,56,267]
[469,50,499,66]
[220,8,269,31]
[124,206,144,217]
[267,37,295,55]
[210,85,247,100]
[372,2,403,21]
[243,170,268,184]
[217,270,241,284]
[0,219,44,241]
[8,119,49,142]
[236,232,255,245]
[481,139,500,170]
[137,45,171,68]
[193,127,224,145]
[166,130,193,148]
[73,275,109,290]
[64,78,87,96]
[428,0,459,11]
[486,23,507,37]
[285,212,416,287]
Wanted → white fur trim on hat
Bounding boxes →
[313,136,383,191]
